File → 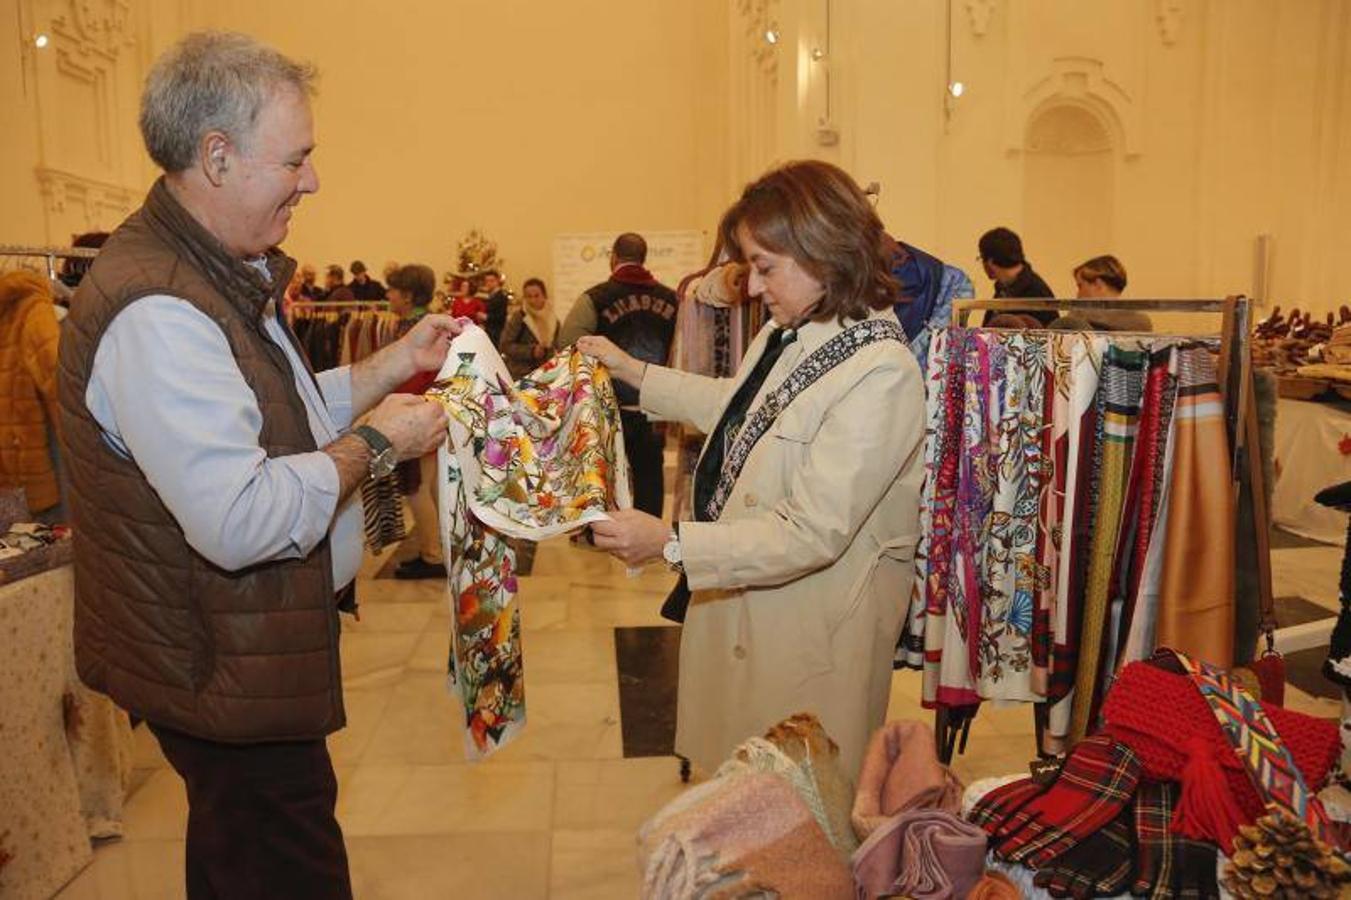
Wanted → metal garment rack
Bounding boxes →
[0,244,100,281]
[288,301,390,310]
[932,297,1271,763]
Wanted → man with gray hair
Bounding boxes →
[58,31,460,898]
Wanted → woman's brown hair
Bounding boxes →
[1073,255,1127,293]
[388,263,435,305]
[718,159,898,323]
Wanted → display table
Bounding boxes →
[0,565,135,900]
[1272,397,1351,545]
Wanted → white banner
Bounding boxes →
[551,230,706,320]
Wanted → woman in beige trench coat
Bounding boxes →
[579,161,925,778]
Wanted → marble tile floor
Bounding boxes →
[57,532,1345,898]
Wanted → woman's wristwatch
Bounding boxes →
[662,528,683,573]
[354,425,398,480]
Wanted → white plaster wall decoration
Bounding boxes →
[1156,0,1184,47]
[738,0,781,77]
[1008,56,1141,159]
[35,166,135,232]
[966,0,997,38]
[50,0,135,63]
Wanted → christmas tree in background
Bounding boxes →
[454,230,515,311]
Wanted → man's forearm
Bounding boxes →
[324,433,372,502]
[349,341,414,418]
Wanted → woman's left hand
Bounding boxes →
[402,314,463,374]
[590,509,670,566]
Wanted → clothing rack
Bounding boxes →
[288,301,389,310]
[0,244,100,281]
[930,297,1270,763]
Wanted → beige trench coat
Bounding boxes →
[639,308,925,778]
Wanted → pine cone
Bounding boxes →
[1221,810,1350,900]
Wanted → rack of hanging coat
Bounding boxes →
[0,244,100,284]
[286,300,409,550]
[286,300,398,371]
[0,245,100,270]
[896,297,1274,764]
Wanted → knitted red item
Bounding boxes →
[1170,736,1249,852]
[1100,661,1340,828]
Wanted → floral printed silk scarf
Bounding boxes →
[426,325,631,758]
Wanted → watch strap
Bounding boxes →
[354,424,392,455]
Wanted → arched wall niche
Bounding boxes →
[1020,101,1117,297]
[1007,56,1140,160]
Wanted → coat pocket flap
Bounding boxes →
[769,408,820,443]
[876,534,919,563]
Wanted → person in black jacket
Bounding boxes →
[348,260,385,301]
[977,227,1056,325]
[558,233,677,517]
[477,269,510,345]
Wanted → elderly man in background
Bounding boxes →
[58,32,458,899]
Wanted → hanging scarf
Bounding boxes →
[1068,343,1147,743]
[426,325,631,758]
[1155,346,1235,667]
[980,332,1048,702]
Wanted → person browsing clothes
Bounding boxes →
[577,160,926,777]
[58,32,460,899]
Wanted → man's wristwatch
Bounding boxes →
[662,528,683,573]
[354,425,398,480]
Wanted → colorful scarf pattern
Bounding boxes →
[427,326,630,758]
[1172,649,1334,846]
[911,328,1235,751]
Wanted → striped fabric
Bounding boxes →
[1069,345,1147,743]
[1111,347,1177,672]
[359,471,407,552]
[1155,347,1234,667]
[1047,337,1107,742]
[1173,649,1335,847]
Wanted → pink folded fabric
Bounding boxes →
[639,771,854,900]
[851,808,988,900]
[852,720,965,840]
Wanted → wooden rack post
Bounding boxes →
[931,297,1270,763]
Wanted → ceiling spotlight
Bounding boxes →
[948,81,965,98]
[34,33,49,49]
[811,47,826,61]
[764,26,780,45]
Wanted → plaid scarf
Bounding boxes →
[986,735,1141,867]
[1133,780,1220,900]
[1032,803,1136,899]
[969,777,1045,836]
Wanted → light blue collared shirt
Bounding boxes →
[85,293,363,589]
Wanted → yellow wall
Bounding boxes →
[3,0,729,302]
[189,0,730,297]
[741,0,1351,326]
[5,0,1349,329]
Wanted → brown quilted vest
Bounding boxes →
[58,179,344,742]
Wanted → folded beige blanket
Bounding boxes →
[638,771,853,900]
